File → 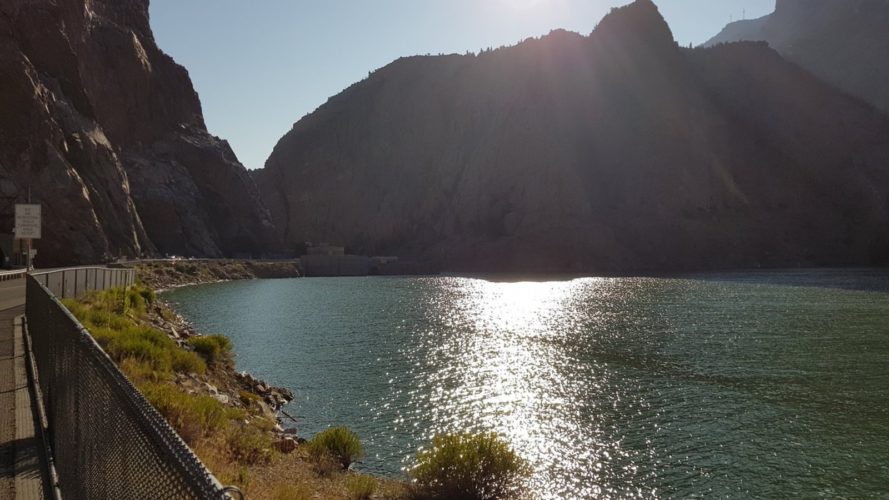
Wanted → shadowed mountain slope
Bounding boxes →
[706,0,889,113]
[0,0,276,265]
[256,0,889,273]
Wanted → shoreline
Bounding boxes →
[127,260,302,290]
[125,260,409,497]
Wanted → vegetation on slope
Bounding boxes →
[62,285,401,498]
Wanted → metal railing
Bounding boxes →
[25,272,230,498]
[30,267,135,299]
[0,268,27,281]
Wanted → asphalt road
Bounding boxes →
[0,278,26,498]
[0,279,25,312]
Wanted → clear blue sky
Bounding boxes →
[149,0,775,170]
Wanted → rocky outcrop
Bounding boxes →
[255,0,889,273]
[705,0,889,113]
[0,0,276,265]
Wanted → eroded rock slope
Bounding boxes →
[0,0,275,265]
[256,0,889,273]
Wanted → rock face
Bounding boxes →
[705,0,889,113]
[255,0,889,273]
[0,0,276,265]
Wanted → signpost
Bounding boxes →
[15,204,41,269]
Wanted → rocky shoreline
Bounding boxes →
[144,294,303,453]
[127,260,301,290]
[129,260,409,497]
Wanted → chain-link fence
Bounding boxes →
[25,274,230,499]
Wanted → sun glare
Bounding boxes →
[499,0,547,10]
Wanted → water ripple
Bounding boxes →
[165,270,889,498]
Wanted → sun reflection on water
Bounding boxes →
[166,271,889,498]
[404,277,649,499]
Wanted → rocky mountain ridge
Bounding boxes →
[255,0,889,273]
[0,0,276,265]
[705,0,889,113]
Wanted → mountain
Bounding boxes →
[255,0,889,273]
[705,0,889,113]
[0,0,276,265]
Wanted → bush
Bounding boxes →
[225,423,273,465]
[171,349,207,374]
[139,383,230,444]
[118,358,168,383]
[307,426,363,470]
[411,433,530,500]
[345,475,377,500]
[124,287,147,314]
[188,335,234,366]
[105,326,175,372]
[136,286,156,305]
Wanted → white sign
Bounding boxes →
[15,204,41,239]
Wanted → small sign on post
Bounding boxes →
[15,204,41,269]
[15,204,41,239]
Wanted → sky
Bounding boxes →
[150,0,775,170]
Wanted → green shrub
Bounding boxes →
[225,423,273,465]
[85,309,131,330]
[105,326,175,372]
[61,299,86,319]
[136,286,156,305]
[411,433,530,500]
[188,335,234,366]
[140,383,229,444]
[171,349,207,374]
[345,475,377,500]
[307,426,363,469]
[124,287,147,314]
[118,358,169,383]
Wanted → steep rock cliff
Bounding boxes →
[0,0,275,265]
[706,0,889,113]
[256,0,889,273]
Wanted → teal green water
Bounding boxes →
[164,270,889,498]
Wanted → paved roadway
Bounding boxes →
[0,278,46,500]
[0,278,25,311]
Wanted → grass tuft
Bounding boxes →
[306,426,363,470]
[411,432,530,500]
[139,383,230,444]
[225,423,274,465]
[187,335,234,366]
[345,475,377,499]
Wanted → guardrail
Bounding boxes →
[30,266,135,299]
[24,271,231,498]
[0,268,26,281]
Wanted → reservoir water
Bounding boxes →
[164,270,889,498]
